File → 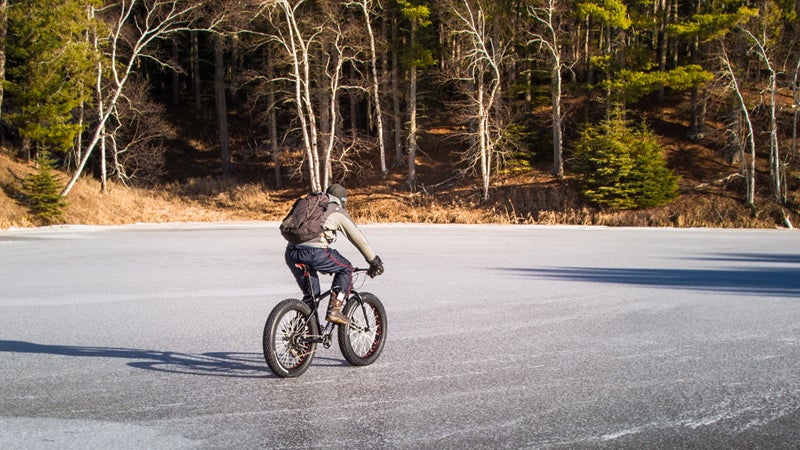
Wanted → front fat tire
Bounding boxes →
[338,292,387,366]
[263,299,318,378]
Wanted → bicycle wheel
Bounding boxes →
[263,299,319,378]
[338,292,387,366]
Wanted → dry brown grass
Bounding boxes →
[1,144,796,230]
[0,151,289,228]
[3,84,798,230]
[0,152,36,229]
[346,173,794,229]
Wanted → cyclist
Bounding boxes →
[284,183,384,325]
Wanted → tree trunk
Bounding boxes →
[349,64,358,142]
[73,102,84,172]
[584,16,592,85]
[477,77,489,200]
[698,86,708,136]
[689,85,698,134]
[318,50,331,175]
[407,19,418,190]
[0,0,6,120]
[360,0,387,177]
[266,45,281,188]
[720,44,756,206]
[63,0,202,196]
[746,30,781,202]
[767,67,781,202]
[792,57,799,163]
[100,135,107,194]
[321,37,343,191]
[380,6,391,174]
[656,0,667,103]
[214,36,231,177]
[279,0,320,191]
[171,36,180,108]
[551,59,563,178]
[95,4,106,194]
[392,15,404,167]
[191,31,201,112]
[529,0,563,178]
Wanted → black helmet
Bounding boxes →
[326,183,347,205]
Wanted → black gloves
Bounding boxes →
[367,255,384,278]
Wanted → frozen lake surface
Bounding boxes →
[1,223,799,448]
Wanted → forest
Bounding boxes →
[0,0,798,228]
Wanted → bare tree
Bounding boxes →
[191,30,202,112]
[0,0,6,120]
[449,0,504,200]
[528,0,568,179]
[320,26,345,190]
[84,3,108,193]
[743,28,782,202]
[390,13,404,167]
[407,13,420,190]
[252,0,363,192]
[62,0,214,196]
[350,0,388,177]
[265,44,282,188]
[719,42,756,206]
[271,0,323,191]
[398,0,433,191]
[107,79,173,186]
[793,55,799,163]
[214,35,231,177]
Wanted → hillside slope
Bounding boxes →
[2,139,795,230]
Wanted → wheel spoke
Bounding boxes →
[348,304,380,357]
[274,311,311,368]
[265,299,320,377]
[337,294,385,367]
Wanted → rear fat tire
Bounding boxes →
[338,292,387,366]
[263,299,318,378]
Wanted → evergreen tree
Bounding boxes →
[574,113,679,210]
[5,0,97,156]
[21,152,68,224]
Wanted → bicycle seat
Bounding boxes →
[294,263,309,272]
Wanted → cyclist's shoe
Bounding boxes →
[326,298,350,325]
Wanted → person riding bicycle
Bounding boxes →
[284,183,384,325]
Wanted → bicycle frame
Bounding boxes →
[264,263,386,377]
[294,264,371,349]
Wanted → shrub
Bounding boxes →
[21,153,68,224]
[574,115,679,210]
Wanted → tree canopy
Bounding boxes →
[0,0,797,212]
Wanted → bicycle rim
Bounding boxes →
[264,299,318,377]
[275,312,312,369]
[338,293,386,366]
[349,305,381,357]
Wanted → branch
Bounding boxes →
[62,0,215,196]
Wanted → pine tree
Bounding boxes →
[21,153,68,224]
[574,113,679,210]
[5,0,97,156]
